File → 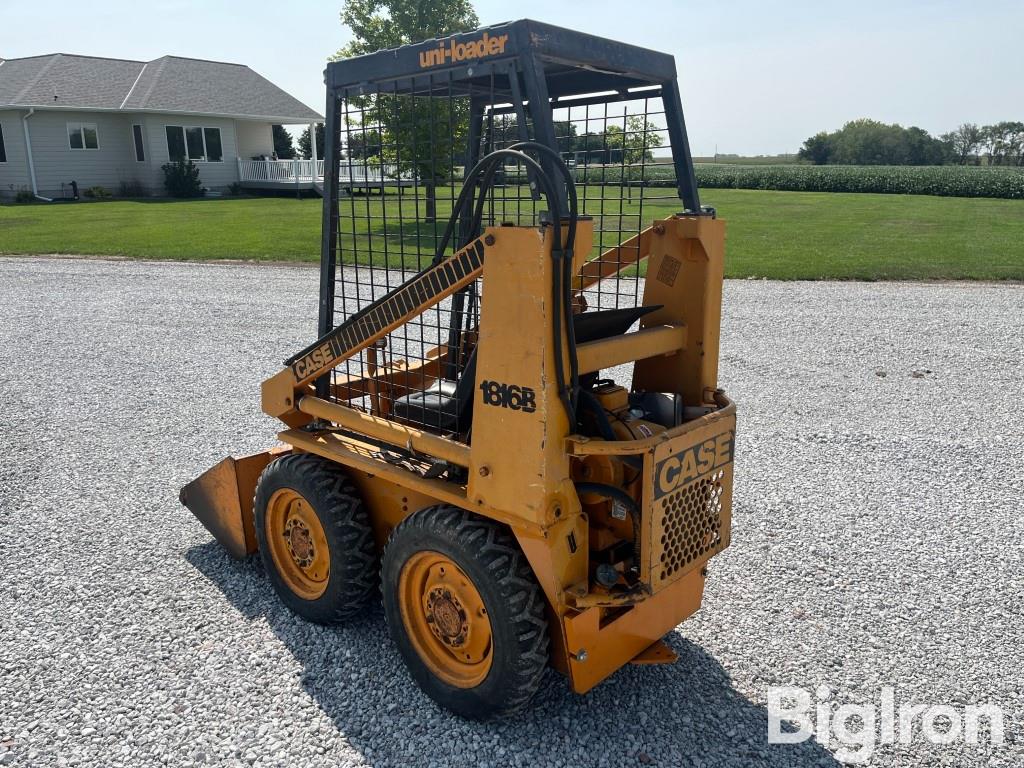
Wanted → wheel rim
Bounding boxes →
[265,488,330,600]
[398,551,493,688]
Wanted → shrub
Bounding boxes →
[227,181,244,196]
[118,180,146,197]
[14,189,36,203]
[83,185,112,199]
[161,159,205,198]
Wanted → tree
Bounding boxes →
[338,0,478,55]
[346,127,382,160]
[272,125,296,159]
[941,123,983,165]
[798,131,833,164]
[904,126,948,166]
[299,123,325,160]
[552,120,578,155]
[602,116,664,165]
[337,0,480,222]
[797,119,951,166]
[981,122,1024,166]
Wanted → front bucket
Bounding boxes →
[179,447,289,558]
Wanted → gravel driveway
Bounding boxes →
[0,257,1020,768]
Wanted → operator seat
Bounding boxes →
[390,349,478,433]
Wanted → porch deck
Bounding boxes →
[237,159,416,191]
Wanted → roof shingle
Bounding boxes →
[0,53,322,122]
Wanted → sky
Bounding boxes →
[2,0,1022,155]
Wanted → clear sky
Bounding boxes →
[2,0,1021,155]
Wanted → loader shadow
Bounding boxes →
[187,542,841,768]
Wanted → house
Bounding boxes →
[0,53,323,199]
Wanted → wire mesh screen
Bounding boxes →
[327,74,680,440]
[554,90,675,313]
[331,72,492,440]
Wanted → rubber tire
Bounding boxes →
[381,506,550,719]
[254,453,376,624]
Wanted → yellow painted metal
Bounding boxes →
[261,236,488,422]
[574,226,655,291]
[633,216,726,405]
[576,323,685,374]
[185,212,733,696]
[641,409,736,592]
[179,447,288,558]
[296,394,471,468]
[466,222,593,528]
[278,428,546,536]
[563,566,705,693]
[264,488,331,600]
[628,639,679,666]
[398,551,493,688]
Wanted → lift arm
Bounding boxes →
[262,236,486,424]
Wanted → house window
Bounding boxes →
[203,127,223,162]
[165,125,223,162]
[0,124,6,163]
[185,127,204,160]
[166,126,186,161]
[68,122,99,150]
[132,124,145,162]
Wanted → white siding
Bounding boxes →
[26,110,139,197]
[0,109,251,198]
[235,120,274,159]
[0,110,33,198]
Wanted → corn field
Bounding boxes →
[570,164,1024,199]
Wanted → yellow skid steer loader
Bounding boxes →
[180,19,735,719]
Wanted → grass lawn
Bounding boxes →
[1,188,1022,280]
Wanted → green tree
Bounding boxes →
[553,120,578,155]
[346,127,382,160]
[272,125,296,159]
[604,115,664,165]
[981,122,1024,166]
[338,0,478,55]
[299,123,326,160]
[337,0,479,221]
[941,123,983,165]
[798,131,833,164]
[799,119,950,166]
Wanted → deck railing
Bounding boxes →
[237,158,413,185]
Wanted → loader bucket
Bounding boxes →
[178,447,288,558]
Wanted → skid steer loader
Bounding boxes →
[180,19,736,719]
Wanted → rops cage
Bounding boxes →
[308,19,710,447]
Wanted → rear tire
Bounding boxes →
[381,505,549,719]
[254,453,376,624]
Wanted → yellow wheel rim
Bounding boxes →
[265,488,330,600]
[398,551,493,688]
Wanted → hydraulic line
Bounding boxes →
[431,146,579,424]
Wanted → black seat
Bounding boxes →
[389,307,660,432]
[391,349,478,432]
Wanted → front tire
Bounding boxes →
[381,506,550,719]
[254,453,376,624]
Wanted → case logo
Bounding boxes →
[654,430,734,499]
[419,32,509,68]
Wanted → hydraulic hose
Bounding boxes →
[508,142,581,417]
[433,145,578,424]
